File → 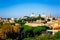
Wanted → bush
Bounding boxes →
[53,31,60,40]
[6,38,13,40]
[33,34,53,40]
[23,37,33,40]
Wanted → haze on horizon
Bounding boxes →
[0,0,60,18]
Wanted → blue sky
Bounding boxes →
[0,0,60,18]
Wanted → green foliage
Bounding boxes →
[33,34,53,40]
[23,37,33,40]
[17,19,26,26]
[53,31,60,40]
[37,14,41,20]
[33,26,50,34]
[22,25,32,33]
[26,17,32,22]
[33,31,60,40]
[6,38,13,40]
[31,17,37,21]
[26,17,37,22]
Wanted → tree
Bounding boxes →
[47,19,51,21]
[2,23,13,33]
[6,38,13,40]
[0,32,7,40]
[53,31,60,40]
[26,17,32,22]
[0,23,13,40]
[33,26,50,36]
[33,34,53,40]
[23,37,33,40]
[41,18,45,20]
[0,23,21,39]
[17,19,26,26]
[22,25,33,37]
[37,14,41,20]
[13,25,21,33]
[31,17,37,21]
[22,25,32,33]
[52,17,55,20]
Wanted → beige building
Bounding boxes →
[47,18,60,34]
[25,22,45,27]
[9,20,15,23]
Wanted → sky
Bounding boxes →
[0,0,60,18]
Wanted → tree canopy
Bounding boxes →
[53,31,60,40]
[33,26,50,34]
[33,34,53,40]
[23,37,33,40]
[22,25,32,33]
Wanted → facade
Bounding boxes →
[47,18,60,35]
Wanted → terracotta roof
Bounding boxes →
[54,27,60,30]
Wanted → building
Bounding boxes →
[46,18,60,35]
[9,18,15,23]
[47,13,53,21]
[25,22,45,27]
[41,13,46,18]
[31,13,37,18]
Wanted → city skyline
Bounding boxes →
[0,0,60,18]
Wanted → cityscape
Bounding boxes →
[0,0,60,40]
[0,13,60,40]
